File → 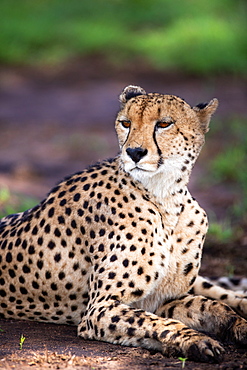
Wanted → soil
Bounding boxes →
[1,318,247,370]
[0,60,247,369]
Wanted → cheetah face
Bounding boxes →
[116,85,218,185]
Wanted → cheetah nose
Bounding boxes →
[126,147,148,163]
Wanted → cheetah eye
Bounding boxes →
[119,120,131,129]
[156,120,174,128]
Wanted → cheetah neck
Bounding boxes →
[127,160,191,206]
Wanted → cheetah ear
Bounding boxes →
[193,98,219,133]
[119,85,146,107]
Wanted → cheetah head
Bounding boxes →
[115,85,218,190]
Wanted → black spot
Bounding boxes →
[83,184,90,191]
[20,287,28,295]
[58,216,65,224]
[58,191,66,198]
[108,272,116,279]
[65,207,72,216]
[202,281,213,289]
[184,262,193,275]
[108,231,114,239]
[15,238,21,247]
[137,267,143,275]
[110,255,117,262]
[80,226,86,235]
[187,221,194,227]
[145,275,151,283]
[22,265,30,273]
[108,324,116,332]
[99,229,105,237]
[37,260,43,270]
[65,283,73,290]
[48,241,55,250]
[73,193,81,202]
[220,294,228,300]
[51,283,57,291]
[189,276,196,286]
[98,244,104,252]
[32,226,38,235]
[6,252,12,263]
[61,239,67,247]
[127,327,136,337]
[78,209,84,217]
[28,246,35,255]
[43,272,51,281]
[66,228,72,236]
[132,289,144,297]
[44,224,51,234]
[58,272,65,280]
[24,223,31,232]
[32,281,39,289]
[90,230,96,239]
[48,207,55,218]
[38,237,44,246]
[69,185,77,192]
[54,253,61,263]
[111,315,120,323]
[123,259,129,267]
[17,253,23,262]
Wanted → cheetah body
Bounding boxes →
[0,156,205,324]
[0,86,247,362]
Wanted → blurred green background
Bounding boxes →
[0,0,247,274]
[0,0,246,75]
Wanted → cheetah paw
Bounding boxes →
[186,340,224,363]
[164,336,224,363]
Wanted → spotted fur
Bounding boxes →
[0,86,247,363]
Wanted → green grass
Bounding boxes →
[205,118,247,244]
[210,119,247,213]
[19,334,26,350]
[0,0,246,75]
[0,188,38,219]
[207,220,234,244]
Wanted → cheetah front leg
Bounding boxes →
[78,299,224,363]
[155,294,247,347]
[173,192,247,319]
[192,276,247,319]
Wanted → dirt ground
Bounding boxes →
[0,61,247,368]
[1,318,247,370]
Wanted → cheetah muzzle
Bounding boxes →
[1,85,247,363]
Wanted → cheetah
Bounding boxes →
[0,85,247,363]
